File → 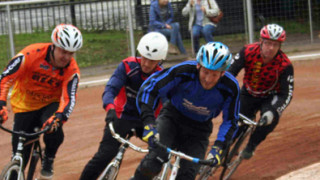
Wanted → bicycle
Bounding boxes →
[153,140,215,180]
[0,124,50,180]
[219,113,257,180]
[98,122,149,180]
[197,113,257,180]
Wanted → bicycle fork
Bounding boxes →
[12,136,26,180]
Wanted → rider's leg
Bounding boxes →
[175,119,212,180]
[80,119,140,180]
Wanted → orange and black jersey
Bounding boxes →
[228,42,294,115]
[0,43,80,121]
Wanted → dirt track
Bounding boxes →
[0,59,320,180]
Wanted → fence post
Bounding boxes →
[127,0,135,57]
[308,0,313,43]
[70,0,76,26]
[245,0,254,43]
[6,4,15,58]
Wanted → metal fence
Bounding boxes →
[0,0,319,60]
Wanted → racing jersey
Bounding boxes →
[137,60,240,146]
[0,43,80,121]
[228,42,294,115]
[102,56,163,121]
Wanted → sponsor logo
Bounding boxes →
[40,63,49,70]
[182,98,210,116]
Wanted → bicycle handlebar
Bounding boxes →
[239,113,257,126]
[108,122,149,153]
[0,124,50,137]
[153,140,215,166]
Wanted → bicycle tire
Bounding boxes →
[0,160,24,180]
[99,164,119,180]
[197,165,218,180]
[220,128,251,180]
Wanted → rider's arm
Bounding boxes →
[55,66,80,122]
[102,62,127,112]
[228,47,246,77]
[214,74,240,149]
[137,63,196,125]
[272,64,294,117]
[0,54,26,104]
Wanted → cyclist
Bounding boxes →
[0,24,82,179]
[79,32,168,180]
[228,24,294,159]
[131,42,240,179]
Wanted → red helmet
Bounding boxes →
[260,24,286,42]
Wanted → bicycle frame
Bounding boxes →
[154,140,214,180]
[0,124,49,180]
[219,113,257,180]
[98,122,148,180]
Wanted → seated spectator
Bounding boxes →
[149,0,187,55]
[182,0,221,54]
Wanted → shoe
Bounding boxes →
[168,44,179,55]
[39,156,54,180]
[241,145,255,160]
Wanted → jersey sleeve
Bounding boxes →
[228,47,246,77]
[214,75,240,149]
[0,54,26,103]
[102,62,127,111]
[273,64,294,116]
[137,63,196,125]
[56,69,80,121]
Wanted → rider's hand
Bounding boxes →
[42,115,62,133]
[258,111,274,126]
[142,124,158,147]
[207,146,223,167]
[0,106,8,124]
[105,109,118,123]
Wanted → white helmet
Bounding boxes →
[51,24,83,52]
[137,32,168,61]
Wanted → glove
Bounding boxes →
[42,116,62,134]
[207,146,223,167]
[142,124,158,147]
[105,109,118,123]
[258,111,274,126]
[0,106,8,124]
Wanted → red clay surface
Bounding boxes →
[0,59,320,180]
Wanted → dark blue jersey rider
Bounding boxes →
[132,42,240,180]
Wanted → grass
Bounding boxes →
[0,21,317,71]
[0,30,146,70]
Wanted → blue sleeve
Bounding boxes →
[136,62,197,125]
[149,2,165,30]
[102,62,127,109]
[166,3,174,24]
[215,74,240,149]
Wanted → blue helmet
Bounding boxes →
[196,42,232,71]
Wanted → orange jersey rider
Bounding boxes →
[0,24,83,179]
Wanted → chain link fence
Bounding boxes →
[0,0,319,65]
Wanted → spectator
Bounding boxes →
[149,0,187,55]
[182,0,221,54]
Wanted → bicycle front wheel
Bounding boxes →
[220,128,251,180]
[0,160,24,180]
[98,164,119,180]
[197,165,218,180]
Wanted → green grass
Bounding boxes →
[0,30,146,70]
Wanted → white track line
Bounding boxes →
[289,53,320,61]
